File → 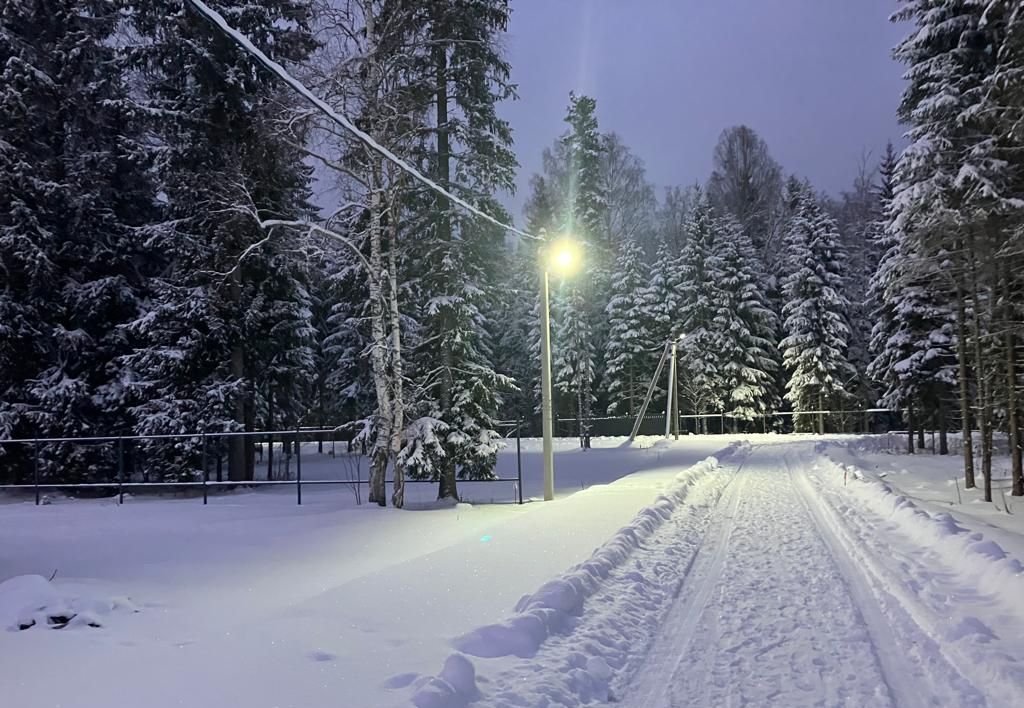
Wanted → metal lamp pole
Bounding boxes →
[540,266,555,502]
[538,235,581,502]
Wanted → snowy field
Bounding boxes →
[3,435,1024,708]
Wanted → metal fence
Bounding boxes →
[531,408,903,439]
[1,411,925,507]
[0,424,526,506]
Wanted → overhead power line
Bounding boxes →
[184,0,539,241]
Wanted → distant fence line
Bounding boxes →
[0,424,527,506]
[0,410,913,505]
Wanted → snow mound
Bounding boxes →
[0,575,136,631]
[838,463,1024,605]
[410,653,479,708]
[410,452,731,707]
[452,455,723,661]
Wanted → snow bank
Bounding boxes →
[409,452,731,708]
[0,574,135,631]
[827,459,1024,608]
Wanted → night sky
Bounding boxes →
[499,0,909,221]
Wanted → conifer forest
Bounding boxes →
[2,0,1023,508]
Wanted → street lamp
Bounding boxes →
[539,235,582,501]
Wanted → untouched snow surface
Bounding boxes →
[4,436,1024,707]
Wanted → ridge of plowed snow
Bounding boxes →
[407,446,742,707]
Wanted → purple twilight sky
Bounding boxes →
[498,0,909,223]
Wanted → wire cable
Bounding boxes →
[184,0,540,241]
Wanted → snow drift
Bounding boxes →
[822,455,1024,616]
[0,574,136,631]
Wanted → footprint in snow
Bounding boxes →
[307,650,337,662]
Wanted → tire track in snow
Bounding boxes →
[618,443,905,708]
[798,452,1007,707]
[614,450,752,708]
[789,450,935,708]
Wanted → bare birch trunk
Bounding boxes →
[387,193,406,509]
[367,179,390,507]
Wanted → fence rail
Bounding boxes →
[0,424,527,507]
[1,411,925,508]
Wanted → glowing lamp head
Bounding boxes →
[548,238,582,276]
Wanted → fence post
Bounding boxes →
[201,432,208,505]
[516,418,523,505]
[118,437,125,505]
[296,426,302,506]
[33,439,40,506]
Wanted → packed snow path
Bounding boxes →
[616,443,987,708]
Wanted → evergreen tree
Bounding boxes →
[496,175,554,422]
[780,187,856,433]
[121,0,317,480]
[410,0,517,497]
[604,238,655,416]
[711,216,779,425]
[867,218,958,434]
[0,0,160,482]
[677,192,725,426]
[554,93,606,443]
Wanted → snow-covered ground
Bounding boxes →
[0,435,729,708]
[4,435,1024,708]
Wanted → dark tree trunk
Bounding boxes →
[370,444,387,507]
[228,271,248,482]
[954,257,975,488]
[1005,260,1022,495]
[907,403,915,455]
[433,20,458,501]
[938,399,949,456]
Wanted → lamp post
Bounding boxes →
[539,235,582,501]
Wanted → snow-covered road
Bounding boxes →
[621,444,915,707]
[615,442,1020,708]
[443,440,1024,708]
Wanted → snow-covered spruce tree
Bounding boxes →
[405,0,517,499]
[987,0,1024,493]
[555,93,607,444]
[496,175,555,423]
[643,241,684,346]
[890,0,1007,495]
[676,191,726,431]
[711,215,779,428]
[553,280,596,442]
[121,0,317,482]
[604,238,656,416]
[635,240,684,413]
[322,236,375,432]
[780,186,856,433]
[0,1,161,483]
[867,215,958,452]
[835,155,884,411]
